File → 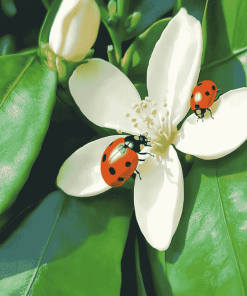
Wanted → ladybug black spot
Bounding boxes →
[212,85,215,90]
[109,167,116,175]
[109,142,113,146]
[102,154,106,162]
[197,82,202,86]
[125,161,131,167]
[195,104,199,108]
[205,91,210,96]
[118,177,124,181]
[191,94,193,98]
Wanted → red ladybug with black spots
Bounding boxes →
[101,135,152,187]
[190,80,221,121]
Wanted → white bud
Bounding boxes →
[49,0,100,62]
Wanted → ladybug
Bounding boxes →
[190,80,220,121]
[101,135,152,187]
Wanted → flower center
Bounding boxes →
[124,96,177,160]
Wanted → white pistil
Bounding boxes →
[167,116,171,137]
[123,98,173,159]
[162,131,169,141]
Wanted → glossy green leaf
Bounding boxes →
[199,1,247,98]
[0,51,57,214]
[164,140,247,295]
[131,141,247,295]
[0,189,134,295]
[202,0,247,67]
[122,18,170,84]
[173,0,208,22]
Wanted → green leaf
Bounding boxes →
[164,140,247,295]
[131,141,247,295]
[202,0,247,67]
[173,0,208,22]
[0,51,57,214]
[122,18,170,84]
[0,189,134,295]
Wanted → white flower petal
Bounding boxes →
[134,145,184,251]
[49,0,100,62]
[69,58,142,134]
[57,135,122,196]
[175,88,247,159]
[147,8,202,127]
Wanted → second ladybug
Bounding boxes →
[101,135,152,187]
[190,80,220,121]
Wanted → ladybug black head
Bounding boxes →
[195,108,206,119]
[125,134,150,153]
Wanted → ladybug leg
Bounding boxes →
[207,108,214,119]
[138,152,155,157]
[135,169,142,180]
[214,94,222,102]
[138,158,145,162]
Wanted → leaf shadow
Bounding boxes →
[0,189,134,281]
[165,159,202,264]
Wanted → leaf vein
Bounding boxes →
[24,195,66,296]
[215,167,246,295]
[0,55,37,109]
[202,46,247,71]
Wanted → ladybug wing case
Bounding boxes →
[101,138,138,187]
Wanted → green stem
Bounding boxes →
[121,42,136,75]
[99,0,130,69]
[111,35,122,65]
[107,45,118,67]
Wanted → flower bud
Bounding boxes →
[49,0,100,62]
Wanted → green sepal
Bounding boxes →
[38,0,62,47]
[39,44,94,85]
[0,50,57,214]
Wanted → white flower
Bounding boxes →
[57,8,247,251]
[49,0,100,62]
